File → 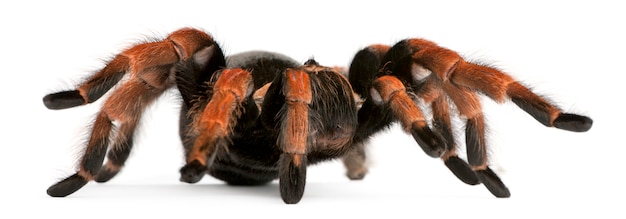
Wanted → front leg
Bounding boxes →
[179,68,254,183]
[370,76,447,157]
[276,69,312,204]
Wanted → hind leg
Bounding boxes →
[342,142,368,180]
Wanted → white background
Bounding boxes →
[1,0,623,218]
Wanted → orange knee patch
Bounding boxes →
[167,27,216,60]
[373,76,427,131]
[214,68,253,100]
[371,75,405,103]
[283,69,312,103]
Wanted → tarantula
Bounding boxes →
[44,27,592,204]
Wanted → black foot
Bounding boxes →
[444,156,480,185]
[342,145,368,180]
[43,90,85,110]
[411,125,446,158]
[47,174,89,197]
[346,170,367,180]
[179,160,208,184]
[94,168,119,183]
[279,154,307,204]
[475,167,510,198]
[553,113,593,132]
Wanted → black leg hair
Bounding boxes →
[47,112,112,197]
[43,55,129,110]
[94,121,139,182]
[475,168,510,198]
[431,97,480,185]
[465,114,510,197]
[279,154,307,204]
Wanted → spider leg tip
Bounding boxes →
[43,90,85,110]
[179,160,208,184]
[47,174,89,197]
[553,113,593,132]
[475,168,510,198]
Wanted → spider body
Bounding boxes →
[184,51,302,186]
[176,50,359,203]
[45,27,592,204]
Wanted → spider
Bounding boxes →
[44,27,593,204]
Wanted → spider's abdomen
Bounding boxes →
[207,63,360,184]
[303,63,359,162]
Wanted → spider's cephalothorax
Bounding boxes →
[175,50,361,204]
[347,39,593,198]
[45,28,226,197]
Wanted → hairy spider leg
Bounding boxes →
[384,41,482,186]
[370,76,447,157]
[350,44,448,158]
[46,27,221,197]
[352,42,482,189]
[444,81,510,197]
[445,60,594,197]
[43,55,129,110]
[179,69,254,183]
[278,68,312,204]
[47,76,171,197]
[407,38,592,197]
[430,91,481,185]
[406,39,512,197]
[46,43,178,197]
[406,38,593,132]
[94,79,169,182]
[387,40,479,185]
[450,62,593,132]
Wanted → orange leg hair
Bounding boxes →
[179,68,254,183]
